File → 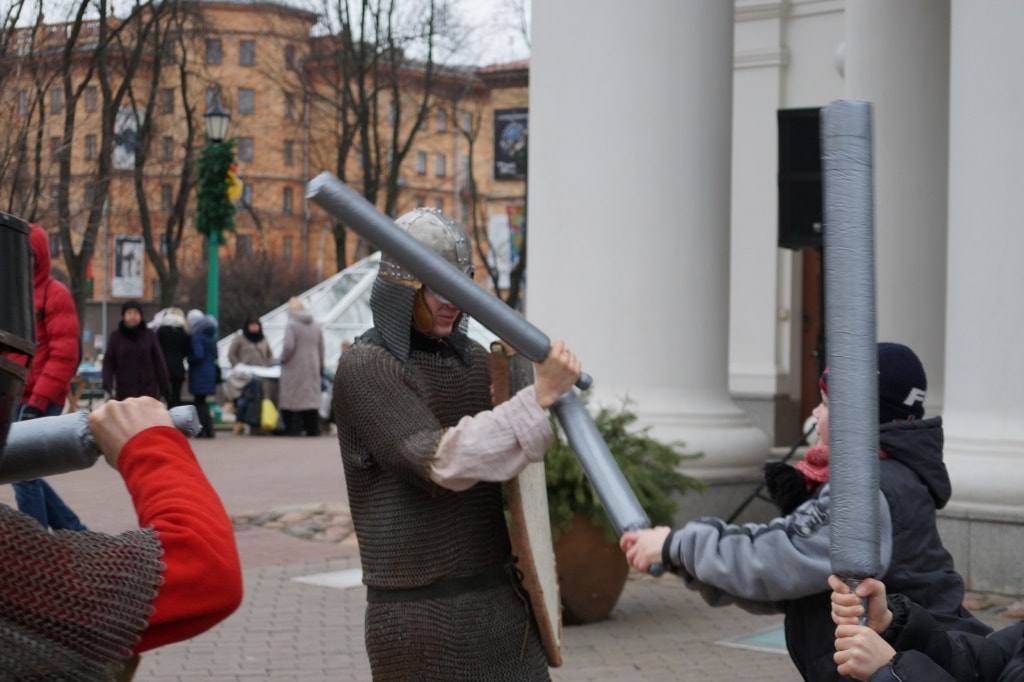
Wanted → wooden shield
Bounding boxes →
[489,345,563,667]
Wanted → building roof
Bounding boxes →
[194,0,318,23]
[477,59,529,74]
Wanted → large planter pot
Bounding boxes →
[553,514,629,624]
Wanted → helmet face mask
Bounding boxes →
[369,208,475,362]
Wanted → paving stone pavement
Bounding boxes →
[3,431,1008,680]
[135,555,801,681]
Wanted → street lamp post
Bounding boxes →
[200,101,232,321]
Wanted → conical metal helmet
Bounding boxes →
[378,208,473,286]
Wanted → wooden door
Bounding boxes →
[800,248,825,420]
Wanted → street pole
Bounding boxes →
[206,228,219,320]
[199,101,231,322]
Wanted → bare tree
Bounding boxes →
[124,1,200,306]
[452,93,526,308]
[0,1,55,219]
[178,249,319,338]
[304,0,450,270]
[52,0,167,315]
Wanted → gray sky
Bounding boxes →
[11,0,530,65]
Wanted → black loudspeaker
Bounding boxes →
[778,108,823,250]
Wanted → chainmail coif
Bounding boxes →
[0,503,163,681]
[333,332,549,680]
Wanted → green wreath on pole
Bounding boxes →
[196,140,236,237]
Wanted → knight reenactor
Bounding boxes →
[332,207,580,680]
[0,212,242,679]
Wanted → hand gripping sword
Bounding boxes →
[0,405,202,484]
[307,173,664,575]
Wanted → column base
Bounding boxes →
[590,385,771,483]
[938,503,1024,596]
[944,433,1024,510]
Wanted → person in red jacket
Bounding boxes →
[0,397,244,678]
[12,224,87,530]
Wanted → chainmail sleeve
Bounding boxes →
[333,342,445,491]
[0,504,164,680]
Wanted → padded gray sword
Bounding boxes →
[307,172,663,574]
[0,405,202,484]
[821,99,882,619]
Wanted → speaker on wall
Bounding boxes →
[778,107,823,250]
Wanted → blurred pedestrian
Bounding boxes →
[228,317,274,368]
[11,224,86,531]
[187,309,218,438]
[279,298,323,436]
[227,317,275,435]
[102,302,171,402]
[156,307,190,407]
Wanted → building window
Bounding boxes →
[50,88,62,114]
[205,86,221,113]
[238,88,254,115]
[237,137,253,162]
[415,151,426,175]
[284,92,296,119]
[49,234,61,258]
[161,136,174,161]
[284,44,296,69]
[239,39,256,66]
[161,38,177,65]
[283,140,294,166]
[84,182,95,207]
[461,110,472,133]
[161,184,173,211]
[50,186,59,208]
[18,90,29,115]
[84,134,97,160]
[434,153,445,177]
[435,108,447,132]
[236,233,251,257]
[85,86,98,113]
[415,195,425,208]
[283,235,293,261]
[241,184,253,207]
[283,186,293,214]
[434,197,444,212]
[50,136,61,160]
[160,87,174,114]
[205,38,222,65]
[160,233,171,255]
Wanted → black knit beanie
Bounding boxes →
[819,342,927,424]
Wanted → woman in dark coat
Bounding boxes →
[187,310,218,438]
[102,301,171,401]
[156,307,190,407]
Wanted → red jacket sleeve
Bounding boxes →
[27,281,80,411]
[116,426,242,652]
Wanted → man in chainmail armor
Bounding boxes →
[0,228,242,679]
[333,208,580,680]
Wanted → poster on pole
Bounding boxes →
[112,235,144,298]
[487,213,512,289]
[494,108,528,180]
[113,106,143,170]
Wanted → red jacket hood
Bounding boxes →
[29,223,51,288]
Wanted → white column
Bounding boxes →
[942,0,1024,512]
[529,0,768,481]
[844,0,950,415]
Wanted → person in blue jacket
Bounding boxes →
[187,309,218,438]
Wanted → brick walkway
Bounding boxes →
[13,430,1002,680]
[135,557,799,681]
